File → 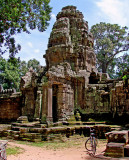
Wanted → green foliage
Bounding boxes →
[0,0,52,57]
[88,118,95,122]
[0,57,20,90]
[19,58,41,77]
[90,22,129,74]
[115,53,129,78]
[41,114,47,123]
[71,28,82,50]
[70,62,75,71]
[122,68,129,80]
[106,60,117,79]
[0,57,41,90]
[42,76,48,83]
[19,135,88,149]
[19,60,28,77]
[104,53,129,79]
[122,75,128,80]
[27,59,40,72]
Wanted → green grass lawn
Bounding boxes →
[18,135,107,150]
[6,145,24,155]
[18,135,87,149]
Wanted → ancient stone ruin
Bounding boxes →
[0,5,129,124]
[0,6,129,159]
[105,130,129,158]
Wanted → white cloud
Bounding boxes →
[96,0,129,26]
[51,13,56,20]
[27,42,33,48]
[34,49,40,53]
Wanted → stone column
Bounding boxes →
[41,87,48,122]
[34,91,42,120]
[47,87,53,122]
[57,85,64,121]
[22,89,35,121]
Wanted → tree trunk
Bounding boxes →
[102,62,107,73]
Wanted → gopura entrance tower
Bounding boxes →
[42,6,97,122]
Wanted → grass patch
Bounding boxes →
[6,145,24,155]
[18,135,87,150]
[17,135,108,151]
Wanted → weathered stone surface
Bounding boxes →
[106,131,128,144]
[104,142,125,158]
[17,116,28,123]
[45,6,96,74]
[20,68,38,121]
[124,144,129,157]
[0,95,22,122]
[94,125,111,139]
[20,67,37,90]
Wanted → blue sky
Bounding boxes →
[4,0,129,66]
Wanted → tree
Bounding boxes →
[19,60,28,77]
[115,53,129,78]
[0,57,41,90]
[106,60,116,79]
[19,58,41,77]
[0,0,52,57]
[0,57,20,90]
[27,58,40,72]
[90,22,129,73]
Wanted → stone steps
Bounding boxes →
[11,121,41,128]
[0,121,118,143]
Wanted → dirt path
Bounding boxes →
[7,140,108,160]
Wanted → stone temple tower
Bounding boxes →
[44,6,97,77]
[41,6,98,122]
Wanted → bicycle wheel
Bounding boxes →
[85,138,92,151]
[85,137,97,155]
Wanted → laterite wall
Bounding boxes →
[0,94,22,122]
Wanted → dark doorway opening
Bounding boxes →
[52,85,58,122]
[89,72,99,84]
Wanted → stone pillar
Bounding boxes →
[41,87,48,122]
[22,89,35,121]
[47,87,53,122]
[57,85,64,121]
[34,91,42,120]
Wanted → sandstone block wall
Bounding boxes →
[0,94,22,122]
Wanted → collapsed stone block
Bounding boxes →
[105,131,128,144]
[19,128,29,133]
[29,128,44,134]
[124,144,129,157]
[17,116,28,123]
[104,142,125,158]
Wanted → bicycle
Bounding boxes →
[85,127,98,156]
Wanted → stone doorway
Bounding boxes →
[89,72,99,84]
[52,85,58,122]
